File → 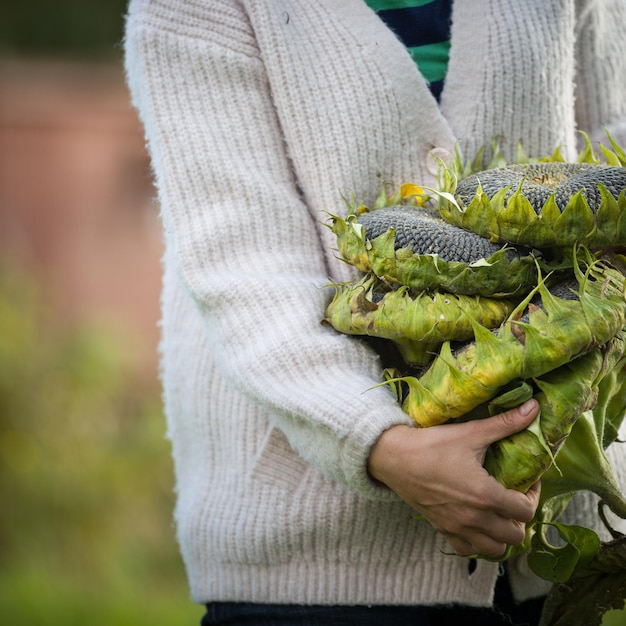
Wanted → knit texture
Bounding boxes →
[124,0,626,608]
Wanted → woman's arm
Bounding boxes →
[124,1,413,496]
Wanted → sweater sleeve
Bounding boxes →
[574,0,626,147]
[124,1,413,497]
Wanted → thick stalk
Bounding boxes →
[541,411,626,519]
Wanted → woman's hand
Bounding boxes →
[367,399,541,559]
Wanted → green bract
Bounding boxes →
[329,210,542,296]
[325,133,626,607]
[437,133,626,253]
[384,255,626,427]
[324,274,517,366]
[484,331,626,495]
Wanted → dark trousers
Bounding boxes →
[201,567,545,626]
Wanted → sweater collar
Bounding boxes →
[316,0,457,147]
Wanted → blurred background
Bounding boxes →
[5,4,625,626]
[0,2,203,624]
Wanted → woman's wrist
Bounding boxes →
[367,424,414,487]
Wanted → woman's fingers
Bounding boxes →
[367,399,543,556]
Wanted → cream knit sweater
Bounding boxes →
[124,0,626,608]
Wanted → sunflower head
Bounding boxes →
[436,132,626,254]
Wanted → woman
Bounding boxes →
[124,1,626,623]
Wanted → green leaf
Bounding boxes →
[538,535,626,626]
[528,522,600,583]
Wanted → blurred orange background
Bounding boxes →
[0,57,161,375]
[0,4,203,624]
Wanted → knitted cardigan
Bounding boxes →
[124,0,626,608]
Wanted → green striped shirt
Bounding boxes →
[365,0,452,100]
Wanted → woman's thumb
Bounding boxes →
[477,398,539,446]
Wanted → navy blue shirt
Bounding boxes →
[365,0,453,101]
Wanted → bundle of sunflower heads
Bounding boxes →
[324,133,626,596]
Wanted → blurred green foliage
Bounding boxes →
[603,607,626,625]
[0,263,202,625]
[0,0,129,58]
